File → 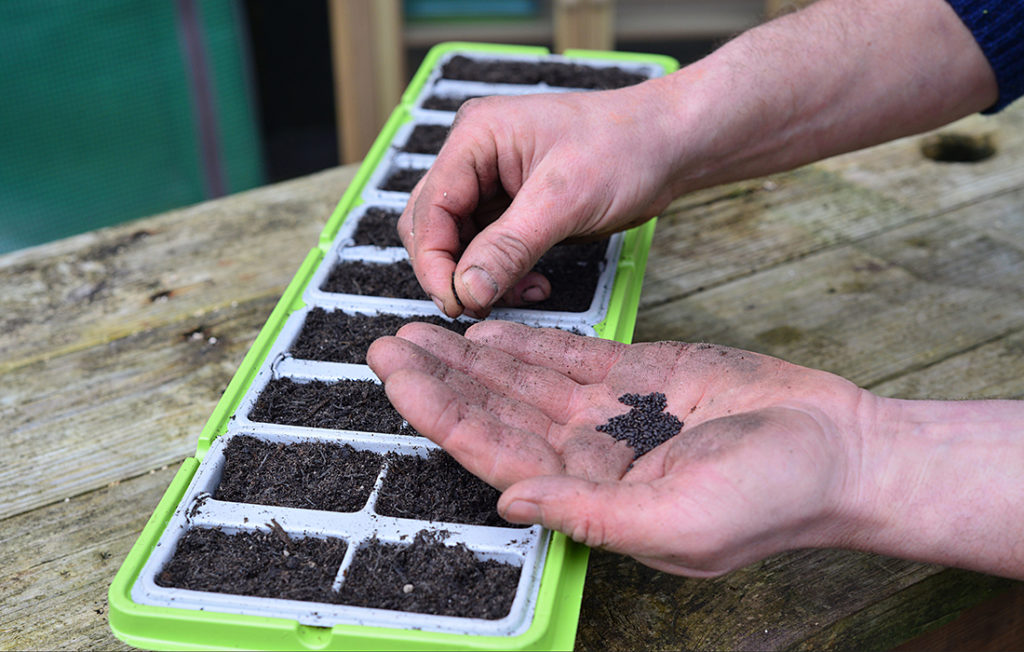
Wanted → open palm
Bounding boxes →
[368,321,875,576]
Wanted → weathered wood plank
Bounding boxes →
[636,189,1024,388]
[0,298,276,521]
[641,108,1024,311]
[0,166,356,375]
[576,547,1012,651]
[871,329,1024,400]
[816,110,1024,219]
[0,465,177,651]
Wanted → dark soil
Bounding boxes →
[337,530,520,619]
[321,260,426,299]
[540,61,648,89]
[401,124,450,155]
[351,207,402,247]
[441,55,648,89]
[527,240,608,312]
[421,94,483,111]
[290,308,471,364]
[596,392,683,459]
[249,378,418,436]
[215,435,383,512]
[375,450,527,528]
[156,526,347,603]
[381,167,428,193]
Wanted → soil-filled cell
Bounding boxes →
[321,240,607,310]
[337,530,521,619]
[156,527,347,603]
[421,94,483,111]
[350,207,403,247]
[401,124,450,155]
[215,435,383,512]
[290,308,470,364]
[321,260,426,300]
[528,239,608,312]
[380,167,428,193]
[375,450,527,528]
[249,378,417,436]
[440,55,648,89]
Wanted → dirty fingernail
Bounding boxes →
[430,295,445,313]
[460,266,498,307]
[522,285,546,303]
[502,499,542,524]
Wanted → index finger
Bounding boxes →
[399,119,503,318]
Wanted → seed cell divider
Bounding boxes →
[108,42,678,651]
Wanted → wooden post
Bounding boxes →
[328,0,405,164]
[553,0,615,53]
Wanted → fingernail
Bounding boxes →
[502,499,542,523]
[522,285,546,303]
[430,295,445,313]
[460,266,498,307]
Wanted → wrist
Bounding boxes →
[839,397,1024,578]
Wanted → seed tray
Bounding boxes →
[109,42,677,651]
[132,430,547,635]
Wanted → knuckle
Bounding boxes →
[489,232,538,278]
[453,96,497,124]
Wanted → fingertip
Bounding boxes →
[500,499,542,525]
[365,335,406,381]
[501,271,551,307]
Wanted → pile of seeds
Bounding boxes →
[596,392,683,459]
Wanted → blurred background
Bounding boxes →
[0,0,797,254]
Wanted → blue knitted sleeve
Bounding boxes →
[946,0,1024,113]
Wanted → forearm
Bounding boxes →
[845,398,1024,579]
[651,0,998,195]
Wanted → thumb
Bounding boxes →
[453,171,584,315]
[498,475,662,553]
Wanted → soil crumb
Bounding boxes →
[291,308,470,364]
[215,435,382,512]
[249,378,418,436]
[375,450,527,527]
[157,527,347,603]
[337,530,520,618]
[596,392,683,458]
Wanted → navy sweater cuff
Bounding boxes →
[946,0,1024,113]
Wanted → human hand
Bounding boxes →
[399,82,682,318]
[367,321,877,576]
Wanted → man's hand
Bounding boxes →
[399,0,996,320]
[399,86,680,319]
[368,321,873,576]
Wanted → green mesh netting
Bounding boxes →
[0,0,264,253]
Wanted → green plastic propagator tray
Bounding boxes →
[108,42,678,651]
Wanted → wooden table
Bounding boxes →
[3,102,1023,650]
